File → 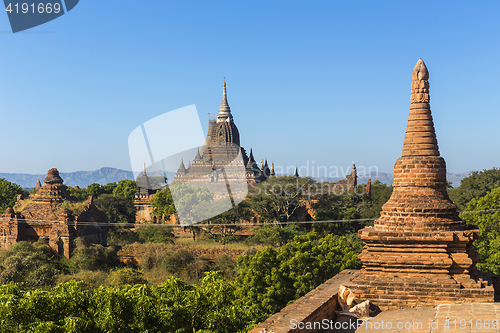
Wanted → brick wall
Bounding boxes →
[248,269,357,333]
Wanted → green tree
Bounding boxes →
[77,182,117,200]
[460,186,500,274]
[148,176,167,189]
[358,180,393,219]
[150,186,176,222]
[169,182,213,224]
[246,224,306,247]
[0,273,257,333]
[68,186,88,201]
[0,240,61,288]
[113,179,137,200]
[247,176,316,224]
[136,225,175,244]
[313,192,365,236]
[67,238,120,273]
[0,178,25,214]
[235,232,362,317]
[203,201,253,244]
[95,193,136,224]
[448,168,500,211]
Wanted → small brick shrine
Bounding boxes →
[347,59,494,309]
[0,168,109,259]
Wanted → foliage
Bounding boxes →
[95,194,136,224]
[105,267,148,287]
[147,176,168,190]
[59,200,87,216]
[0,241,61,288]
[87,182,117,198]
[247,176,316,223]
[68,186,88,201]
[107,227,140,246]
[311,181,390,236]
[358,180,393,219]
[67,238,120,273]
[246,224,306,247]
[136,225,175,244]
[150,186,176,222]
[108,225,175,247]
[460,186,500,274]
[203,201,253,244]
[68,182,119,202]
[449,168,500,211]
[169,182,213,224]
[0,273,255,333]
[313,193,362,236]
[112,179,137,200]
[235,232,362,317]
[137,246,212,284]
[56,270,109,290]
[0,178,25,214]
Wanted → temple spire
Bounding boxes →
[402,58,439,157]
[249,148,256,163]
[195,147,202,160]
[270,163,276,177]
[176,159,187,174]
[217,80,233,122]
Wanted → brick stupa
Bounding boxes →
[348,59,494,309]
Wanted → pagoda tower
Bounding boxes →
[348,59,494,309]
[174,81,266,184]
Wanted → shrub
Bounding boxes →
[0,240,60,288]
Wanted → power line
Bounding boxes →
[0,207,498,228]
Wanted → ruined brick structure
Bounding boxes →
[347,59,494,309]
[0,168,109,259]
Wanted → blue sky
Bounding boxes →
[1,1,499,177]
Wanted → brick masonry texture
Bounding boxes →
[0,168,109,259]
[348,59,494,309]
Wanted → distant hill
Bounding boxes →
[445,171,472,188]
[315,171,471,188]
[1,167,472,189]
[0,167,174,188]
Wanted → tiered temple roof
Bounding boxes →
[174,81,270,184]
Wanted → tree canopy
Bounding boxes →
[0,178,25,214]
[234,231,362,318]
[247,176,315,224]
[460,185,500,274]
[95,194,136,224]
[448,168,500,211]
[149,186,176,222]
[113,179,137,201]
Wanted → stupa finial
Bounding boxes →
[411,58,430,104]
